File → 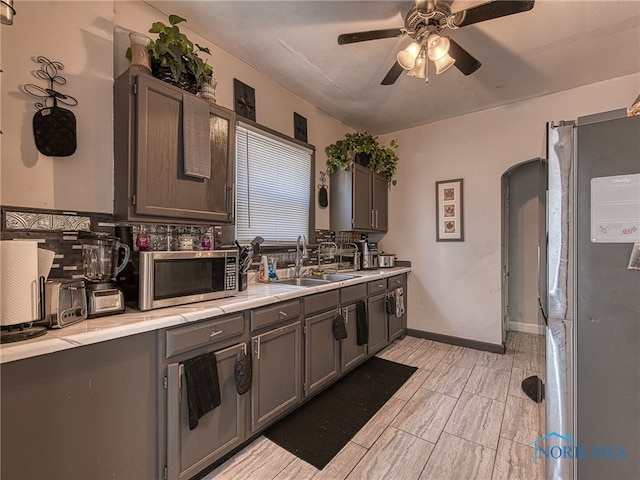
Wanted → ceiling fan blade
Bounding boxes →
[381,61,404,85]
[451,0,535,28]
[448,38,482,76]
[338,28,404,45]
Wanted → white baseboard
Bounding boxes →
[509,321,544,336]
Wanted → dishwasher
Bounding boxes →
[162,312,248,480]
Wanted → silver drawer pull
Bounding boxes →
[378,284,384,288]
[278,311,288,318]
[209,330,222,339]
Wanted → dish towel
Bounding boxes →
[182,352,221,430]
[182,92,211,179]
[356,300,368,346]
[395,287,405,318]
[333,311,348,340]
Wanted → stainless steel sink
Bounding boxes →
[275,273,357,287]
[275,277,332,287]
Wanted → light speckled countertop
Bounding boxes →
[0,267,410,364]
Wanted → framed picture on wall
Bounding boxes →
[436,178,464,241]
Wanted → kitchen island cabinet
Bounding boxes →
[0,331,158,479]
[330,163,388,232]
[114,70,236,225]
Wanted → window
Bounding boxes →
[235,122,313,243]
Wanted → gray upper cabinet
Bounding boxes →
[330,163,388,232]
[114,71,236,225]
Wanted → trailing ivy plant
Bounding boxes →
[325,131,399,185]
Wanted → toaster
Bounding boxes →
[38,279,87,328]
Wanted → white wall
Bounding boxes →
[1,1,351,227]
[379,73,640,346]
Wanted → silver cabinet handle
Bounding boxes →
[375,209,379,229]
[278,310,288,319]
[254,337,261,359]
[209,330,222,340]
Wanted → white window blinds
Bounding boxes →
[236,124,312,243]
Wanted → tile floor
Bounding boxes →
[206,331,545,480]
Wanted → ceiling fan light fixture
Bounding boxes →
[407,49,428,79]
[397,41,421,70]
[427,34,450,62]
[434,53,456,74]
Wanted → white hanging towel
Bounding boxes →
[395,287,405,319]
[182,93,211,179]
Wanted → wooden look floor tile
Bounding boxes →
[492,437,544,480]
[275,441,368,480]
[420,362,473,398]
[464,365,511,401]
[440,346,482,369]
[443,392,506,449]
[500,395,542,446]
[513,351,544,373]
[402,345,447,370]
[420,432,495,480]
[390,388,458,443]
[206,436,297,480]
[422,339,453,351]
[393,368,431,401]
[352,396,406,448]
[476,351,514,371]
[346,427,434,480]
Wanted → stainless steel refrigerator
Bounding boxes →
[542,112,640,480]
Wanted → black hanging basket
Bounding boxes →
[151,63,198,94]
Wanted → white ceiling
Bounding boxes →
[145,0,640,134]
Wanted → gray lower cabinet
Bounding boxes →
[304,291,341,396]
[387,274,407,342]
[166,342,247,480]
[250,320,303,432]
[340,283,368,372]
[368,291,389,355]
[1,332,158,479]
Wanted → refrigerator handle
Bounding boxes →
[538,297,548,327]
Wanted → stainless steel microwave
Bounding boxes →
[138,250,238,311]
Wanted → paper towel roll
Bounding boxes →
[0,240,40,326]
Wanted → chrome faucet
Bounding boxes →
[295,234,308,277]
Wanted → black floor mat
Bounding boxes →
[264,356,417,470]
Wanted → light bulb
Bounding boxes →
[397,42,421,70]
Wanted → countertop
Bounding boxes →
[0,267,410,364]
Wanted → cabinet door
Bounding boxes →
[134,74,235,223]
[166,343,247,480]
[352,163,373,230]
[251,321,303,432]
[305,309,341,396]
[340,304,368,372]
[388,275,406,341]
[372,173,388,232]
[368,292,389,354]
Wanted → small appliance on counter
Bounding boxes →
[357,241,379,270]
[378,253,396,268]
[37,279,87,328]
[79,231,130,318]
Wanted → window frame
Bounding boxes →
[234,118,316,246]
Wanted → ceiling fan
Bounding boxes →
[337,0,535,84]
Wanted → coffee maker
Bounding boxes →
[80,232,130,318]
[357,241,379,270]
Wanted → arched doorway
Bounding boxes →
[501,159,544,343]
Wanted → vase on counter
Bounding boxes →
[128,32,152,75]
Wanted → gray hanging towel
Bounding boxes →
[395,287,405,318]
[182,92,211,179]
[333,312,348,340]
[182,352,221,430]
[356,300,368,346]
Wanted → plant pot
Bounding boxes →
[354,152,371,167]
[128,32,152,75]
[151,63,198,94]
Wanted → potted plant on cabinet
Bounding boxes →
[325,131,399,185]
[126,14,214,94]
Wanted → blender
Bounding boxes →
[80,232,130,318]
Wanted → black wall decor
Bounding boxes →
[24,56,78,157]
[294,112,307,143]
[233,79,256,121]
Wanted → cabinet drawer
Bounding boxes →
[166,314,244,358]
[367,279,388,295]
[340,283,367,304]
[388,274,405,290]
[304,290,339,316]
[251,300,301,332]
